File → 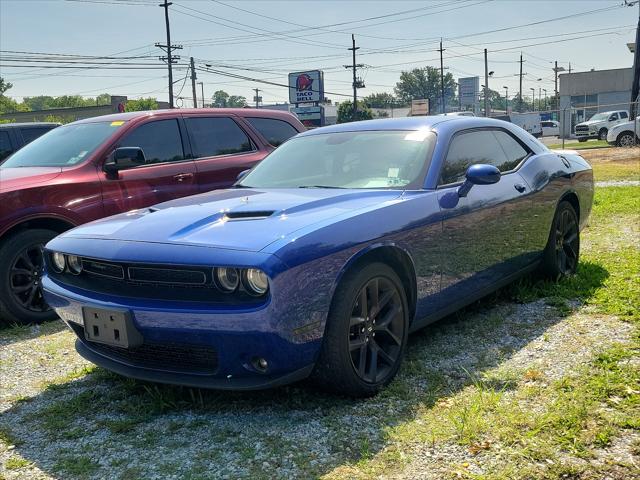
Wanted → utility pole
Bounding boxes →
[156,0,182,108]
[345,34,364,118]
[484,48,489,117]
[439,39,446,114]
[631,1,639,118]
[190,57,197,108]
[254,88,261,108]
[554,60,559,112]
[503,86,508,113]
[518,53,524,113]
[197,81,204,108]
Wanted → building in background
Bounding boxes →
[558,67,633,138]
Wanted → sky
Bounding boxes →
[0,0,637,106]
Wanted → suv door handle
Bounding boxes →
[514,183,526,193]
[173,173,193,182]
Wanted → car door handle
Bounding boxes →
[514,183,526,193]
[173,173,193,182]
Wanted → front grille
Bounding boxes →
[83,259,124,279]
[70,323,218,374]
[128,266,206,285]
[575,125,590,132]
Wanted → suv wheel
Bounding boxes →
[0,229,58,326]
[617,132,636,147]
[598,128,608,141]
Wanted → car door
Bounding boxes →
[100,118,198,216]
[436,128,533,300]
[183,115,266,193]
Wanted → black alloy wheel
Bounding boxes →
[348,277,404,384]
[312,262,409,397]
[539,201,579,280]
[0,229,58,325]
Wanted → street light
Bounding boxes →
[503,86,509,113]
[530,87,535,111]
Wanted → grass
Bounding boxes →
[548,139,610,150]
[592,161,640,182]
[4,457,32,470]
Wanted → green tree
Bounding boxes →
[0,77,30,114]
[337,101,373,123]
[0,77,13,95]
[363,92,400,109]
[125,97,158,112]
[95,93,111,105]
[212,90,230,107]
[394,67,456,114]
[227,95,247,107]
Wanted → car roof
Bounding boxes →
[71,108,299,125]
[298,116,516,136]
[0,122,60,128]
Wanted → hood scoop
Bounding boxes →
[224,211,275,221]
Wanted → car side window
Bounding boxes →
[609,113,618,121]
[119,119,185,165]
[20,127,51,145]
[492,130,530,172]
[620,112,628,119]
[245,117,299,147]
[440,130,508,185]
[0,131,14,161]
[185,117,254,158]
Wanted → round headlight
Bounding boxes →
[51,252,66,273]
[215,267,240,292]
[244,268,269,295]
[67,255,82,275]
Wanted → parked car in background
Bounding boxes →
[494,113,542,137]
[541,120,560,137]
[606,115,640,147]
[0,108,304,325]
[438,111,475,117]
[575,110,628,142]
[43,116,593,396]
[0,122,60,163]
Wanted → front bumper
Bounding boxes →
[43,275,324,390]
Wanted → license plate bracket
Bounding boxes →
[82,307,143,349]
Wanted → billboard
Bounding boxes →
[288,70,324,104]
[459,76,480,109]
[291,105,324,128]
[410,99,429,116]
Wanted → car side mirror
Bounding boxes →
[457,164,501,197]
[104,147,146,175]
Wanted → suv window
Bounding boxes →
[185,117,253,158]
[0,131,14,162]
[620,112,628,119]
[609,113,619,121]
[245,117,299,146]
[440,129,528,185]
[119,119,184,165]
[21,127,53,145]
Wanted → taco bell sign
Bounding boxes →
[288,70,324,104]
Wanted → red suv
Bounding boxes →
[0,108,304,324]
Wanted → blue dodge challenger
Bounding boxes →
[42,117,593,396]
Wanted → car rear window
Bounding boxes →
[185,117,254,158]
[245,117,299,146]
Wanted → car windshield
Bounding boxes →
[588,113,610,122]
[1,121,123,168]
[240,130,435,189]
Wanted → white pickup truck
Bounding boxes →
[606,115,640,147]
[574,110,629,141]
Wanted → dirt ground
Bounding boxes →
[579,147,640,163]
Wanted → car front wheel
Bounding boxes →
[617,132,636,147]
[0,229,58,326]
[312,262,409,397]
[598,128,608,141]
[539,201,580,280]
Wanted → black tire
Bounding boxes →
[617,132,636,147]
[312,262,409,397]
[598,128,608,141]
[0,229,58,326]
[539,201,580,280]
[578,138,588,143]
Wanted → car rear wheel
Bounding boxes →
[539,201,579,280]
[598,128,608,141]
[617,132,636,147]
[0,229,58,326]
[312,262,408,397]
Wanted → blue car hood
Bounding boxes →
[62,188,403,252]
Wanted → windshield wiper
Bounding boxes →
[297,185,346,189]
